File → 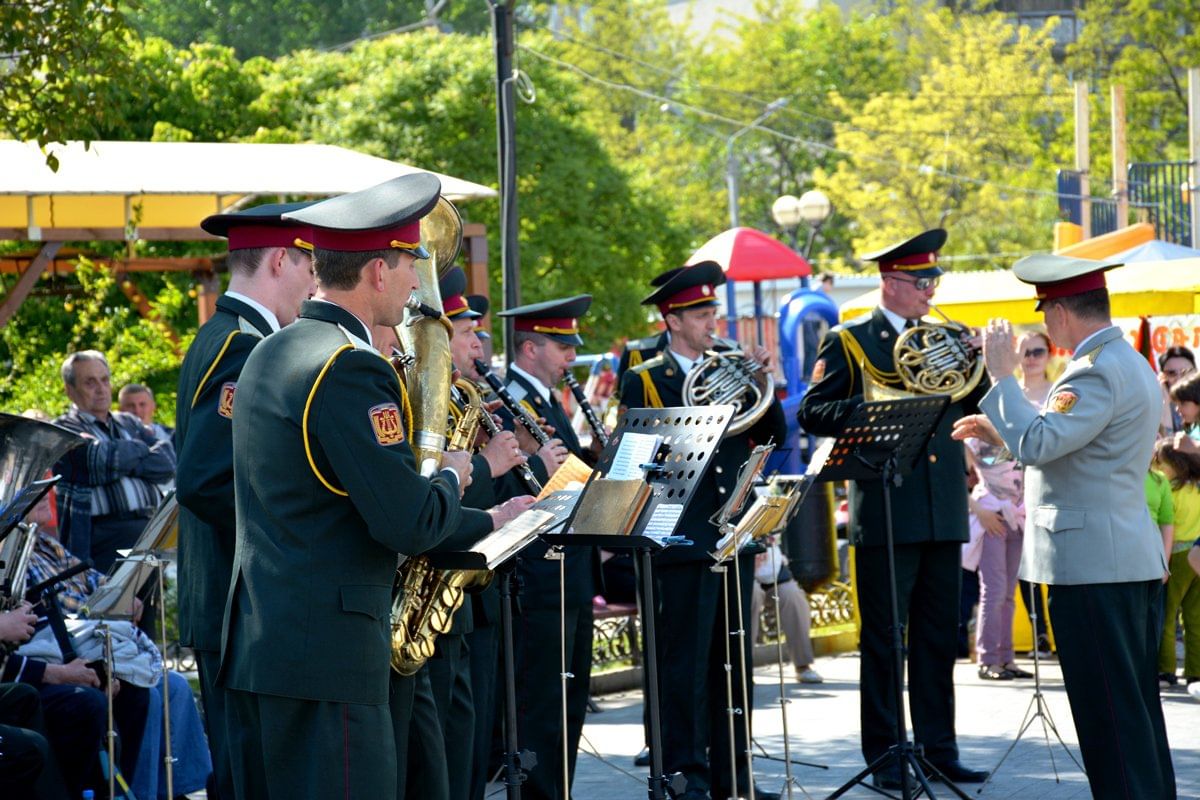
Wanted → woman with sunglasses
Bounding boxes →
[1012,330,1057,656]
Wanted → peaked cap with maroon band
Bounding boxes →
[1011,253,1122,311]
[439,267,481,319]
[281,173,440,258]
[497,294,592,346]
[640,260,725,316]
[860,228,947,278]
[201,201,318,252]
[467,294,489,318]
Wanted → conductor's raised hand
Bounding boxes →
[982,318,1019,382]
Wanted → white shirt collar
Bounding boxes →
[1072,325,1117,359]
[667,347,700,375]
[509,362,552,403]
[224,291,281,333]
[878,305,913,334]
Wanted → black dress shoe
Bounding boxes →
[871,766,909,790]
[927,759,989,783]
[633,748,651,767]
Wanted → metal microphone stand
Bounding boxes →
[976,590,1084,793]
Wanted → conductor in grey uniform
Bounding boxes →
[953,254,1175,800]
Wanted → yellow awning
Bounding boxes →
[1054,222,1155,259]
[840,258,1200,326]
[0,140,497,242]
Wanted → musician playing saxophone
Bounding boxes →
[394,267,534,800]
[221,175,501,800]
[796,229,989,790]
[618,262,786,800]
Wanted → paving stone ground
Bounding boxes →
[509,652,1200,799]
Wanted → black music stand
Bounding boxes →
[817,396,972,800]
[425,496,577,800]
[543,404,736,800]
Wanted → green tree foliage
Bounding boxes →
[0,261,186,423]
[815,6,1070,265]
[1069,0,1200,169]
[259,29,691,348]
[0,0,133,164]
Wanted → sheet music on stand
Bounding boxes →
[707,443,775,563]
[710,438,834,562]
[427,489,583,571]
[84,554,157,620]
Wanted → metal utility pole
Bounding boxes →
[1111,84,1128,229]
[493,2,519,364]
[1074,82,1091,238]
[1189,68,1200,248]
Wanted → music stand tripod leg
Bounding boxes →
[499,566,532,799]
[730,547,757,800]
[638,547,676,800]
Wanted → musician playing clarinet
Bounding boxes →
[618,262,786,800]
[492,295,599,800]
[797,230,989,790]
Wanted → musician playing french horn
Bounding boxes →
[797,229,991,790]
[618,261,787,800]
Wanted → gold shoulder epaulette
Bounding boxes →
[629,354,665,375]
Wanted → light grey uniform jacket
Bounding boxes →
[980,325,1167,585]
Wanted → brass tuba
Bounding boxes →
[682,341,775,436]
[389,198,490,676]
[864,303,984,403]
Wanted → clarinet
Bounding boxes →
[474,386,544,494]
[563,372,609,447]
[474,359,552,447]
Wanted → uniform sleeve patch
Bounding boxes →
[218,382,236,419]
[810,359,826,384]
[369,402,406,445]
[1049,390,1078,413]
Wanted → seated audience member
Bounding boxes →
[750,538,822,684]
[53,351,175,572]
[0,607,69,799]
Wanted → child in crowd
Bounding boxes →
[1153,440,1200,686]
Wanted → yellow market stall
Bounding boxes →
[840,257,1200,326]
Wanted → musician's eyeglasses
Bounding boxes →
[1023,347,1048,359]
[1165,368,1191,378]
[886,275,940,291]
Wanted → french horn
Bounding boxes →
[682,342,775,436]
[864,303,985,403]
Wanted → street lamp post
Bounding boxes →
[772,189,833,287]
[724,98,788,340]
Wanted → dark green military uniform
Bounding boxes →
[616,331,669,385]
[175,294,273,800]
[176,200,316,800]
[620,346,787,799]
[222,299,490,799]
[798,290,987,772]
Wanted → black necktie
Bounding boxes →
[904,319,916,330]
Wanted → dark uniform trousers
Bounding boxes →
[1048,580,1175,799]
[465,591,499,800]
[854,541,960,765]
[0,681,67,800]
[424,635,474,800]
[226,688,394,800]
[401,668,450,800]
[654,555,757,797]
